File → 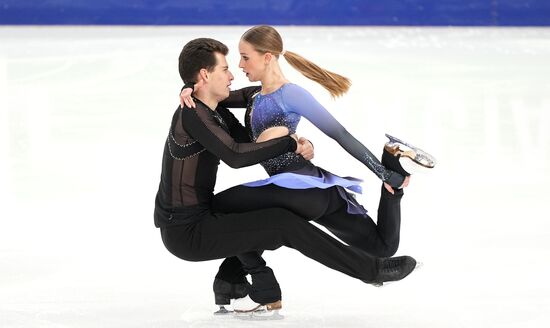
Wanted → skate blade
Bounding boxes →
[234,309,284,321]
[398,157,433,175]
[213,309,233,316]
[213,305,234,316]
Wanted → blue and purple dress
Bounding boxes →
[233,83,400,217]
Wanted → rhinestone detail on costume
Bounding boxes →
[167,131,205,161]
[251,88,302,174]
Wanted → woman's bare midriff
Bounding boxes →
[256,126,289,143]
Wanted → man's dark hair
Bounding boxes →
[178,38,229,84]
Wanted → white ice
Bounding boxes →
[1,26,549,327]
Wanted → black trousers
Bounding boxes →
[213,183,403,257]
[211,183,403,301]
[160,207,379,304]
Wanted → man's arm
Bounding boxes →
[181,106,298,168]
[218,106,314,160]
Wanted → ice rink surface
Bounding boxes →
[1,26,549,327]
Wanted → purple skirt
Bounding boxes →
[242,165,368,216]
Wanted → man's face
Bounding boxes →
[206,52,234,101]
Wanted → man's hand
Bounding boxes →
[290,134,303,154]
[290,134,314,160]
[297,137,314,161]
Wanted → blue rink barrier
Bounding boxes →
[1,0,549,26]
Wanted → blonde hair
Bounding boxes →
[241,25,351,98]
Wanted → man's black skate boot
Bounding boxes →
[370,255,417,287]
[213,278,250,315]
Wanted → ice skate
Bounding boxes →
[372,257,422,287]
[233,295,284,320]
[383,133,436,176]
[364,255,417,287]
[212,278,250,315]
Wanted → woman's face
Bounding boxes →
[238,40,266,82]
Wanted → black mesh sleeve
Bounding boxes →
[181,106,297,168]
[217,107,251,143]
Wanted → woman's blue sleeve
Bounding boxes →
[282,84,405,187]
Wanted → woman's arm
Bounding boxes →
[219,86,262,108]
[180,85,261,109]
[283,84,405,188]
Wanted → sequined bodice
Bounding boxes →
[250,86,301,140]
[251,84,305,174]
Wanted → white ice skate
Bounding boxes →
[384,133,437,175]
[232,295,284,320]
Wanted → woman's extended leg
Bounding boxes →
[212,184,332,220]
[316,184,403,257]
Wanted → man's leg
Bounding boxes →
[237,252,281,304]
[216,257,248,284]
[214,253,281,305]
[210,184,329,305]
[164,208,376,281]
[214,257,250,306]
[161,208,415,302]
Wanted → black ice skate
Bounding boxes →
[213,278,250,315]
[383,133,436,176]
[369,255,418,287]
